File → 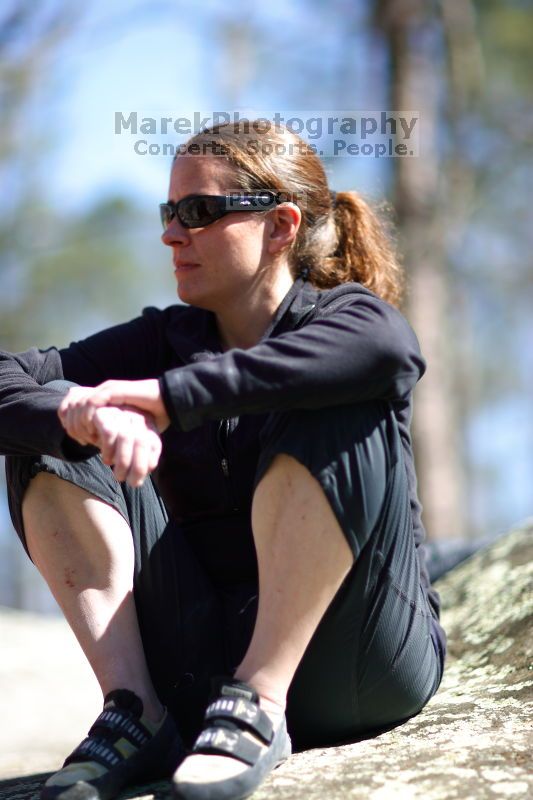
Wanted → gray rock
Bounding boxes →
[253,519,533,800]
[0,520,531,800]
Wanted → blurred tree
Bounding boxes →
[373,0,479,540]
[0,2,81,283]
[374,0,532,538]
[0,2,166,353]
[0,2,84,611]
[0,1,169,611]
[2,196,162,351]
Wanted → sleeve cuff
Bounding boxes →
[159,374,184,431]
[60,433,100,461]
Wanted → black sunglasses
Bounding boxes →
[159,192,282,230]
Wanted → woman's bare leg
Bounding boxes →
[22,471,164,723]
[234,453,354,715]
[177,453,354,783]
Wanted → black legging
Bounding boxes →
[5,381,444,751]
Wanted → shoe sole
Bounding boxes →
[173,716,292,800]
[41,714,185,800]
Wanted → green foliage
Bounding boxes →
[0,4,171,354]
[1,196,160,351]
[477,0,532,95]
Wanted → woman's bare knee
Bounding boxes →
[22,471,134,580]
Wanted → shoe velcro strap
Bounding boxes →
[205,697,273,744]
[63,736,124,770]
[192,726,261,767]
[88,709,151,748]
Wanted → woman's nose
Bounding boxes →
[161,218,190,247]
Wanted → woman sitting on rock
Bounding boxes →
[0,120,446,800]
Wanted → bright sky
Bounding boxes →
[37,0,384,213]
[44,6,210,209]
[2,0,530,561]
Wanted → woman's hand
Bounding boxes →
[61,403,162,487]
[57,379,169,487]
[58,379,171,442]
[95,406,162,486]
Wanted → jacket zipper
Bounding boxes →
[214,419,239,512]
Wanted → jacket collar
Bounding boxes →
[174,276,316,363]
[258,275,316,341]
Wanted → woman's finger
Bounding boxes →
[58,386,90,417]
[69,407,94,444]
[97,423,119,465]
[111,428,135,483]
[126,425,163,486]
[147,433,163,472]
[62,405,86,444]
[88,407,162,484]
[125,438,150,487]
[59,388,99,444]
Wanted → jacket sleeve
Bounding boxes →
[160,293,426,432]
[0,307,169,458]
[0,346,83,458]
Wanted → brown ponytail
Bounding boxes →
[322,191,404,307]
[184,122,405,308]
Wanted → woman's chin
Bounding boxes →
[176,281,211,309]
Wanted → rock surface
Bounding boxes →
[1,519,531,799]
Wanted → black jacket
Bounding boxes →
[0,275,441,622]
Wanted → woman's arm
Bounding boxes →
[159,292,426,432]
[0,306,169,457]
[62,291,425,434]
[53,290,423,482]
[0,346,88,458]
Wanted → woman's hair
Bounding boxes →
[184,121,404,307]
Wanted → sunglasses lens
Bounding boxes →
[160,204,173,229]
[178,196,225,228]
[160,194,275,231]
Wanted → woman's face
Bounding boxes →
[161,154,277,310]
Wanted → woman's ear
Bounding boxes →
[266,203,302,256]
